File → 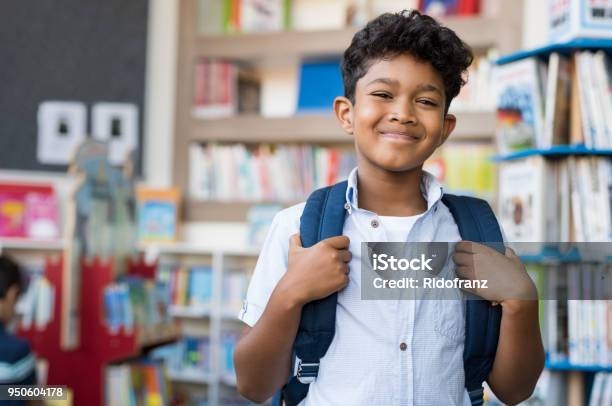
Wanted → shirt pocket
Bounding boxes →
[433,299,465,341]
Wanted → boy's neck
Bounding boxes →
[356,164,427,216]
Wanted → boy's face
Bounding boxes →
[335,53,455,173]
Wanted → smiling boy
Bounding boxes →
[234,10,544,406]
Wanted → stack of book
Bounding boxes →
[168,266,214,308]
[190,143,357,202]
[494,51,612,153]
[589,372,612,406]
[498,155,611,243]
[197,0,291,35]
[103,276,171,333]
[450,53,496,112]
[155,336,212,378]
[192,59,261,119]
[106,360,169,406]
[526,263,612,368]
[195,1,481,35]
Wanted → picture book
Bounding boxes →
[136,187,181,243]
[494,57,545,154]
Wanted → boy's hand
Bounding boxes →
[452,241,537,304]
[280,233,352,306]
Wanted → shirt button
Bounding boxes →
[371,219,379,228]
[400,342,407,351]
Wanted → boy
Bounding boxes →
[234,10,544,405]
[0,256,37,386]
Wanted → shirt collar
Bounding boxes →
[345,167,444,212]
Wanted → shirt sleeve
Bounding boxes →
[238,204,302,327]
[0,340,37,385]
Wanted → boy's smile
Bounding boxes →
[335,53,456,173]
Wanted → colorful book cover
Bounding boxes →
[494,57,545,154]
[136,187,180,243]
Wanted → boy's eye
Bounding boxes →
[372,92,392,99]
[418,99,438,107]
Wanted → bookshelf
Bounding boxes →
[494,37,612,405]
[142,243,255,406]
[191,15,502,61]
[173,0,525,222]
[7,249,179,405]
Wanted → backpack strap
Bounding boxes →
[281,181,349,406]
[442,194,504,406]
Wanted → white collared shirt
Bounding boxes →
[239,167,472,406]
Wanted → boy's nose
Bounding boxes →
[391,98,417,124]
[390,105,417,125]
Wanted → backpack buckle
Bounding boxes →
[296,361,319,384]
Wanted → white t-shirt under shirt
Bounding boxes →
[377,214,424,242]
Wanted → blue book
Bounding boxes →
[297,59,343,113]
[189,267,213,306]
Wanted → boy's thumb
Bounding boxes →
[289,233,302,250]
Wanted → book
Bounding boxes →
[543,52,571,148]
[498,156,548,242]
[0,183,59,239]
[169,266,214,309]
[192,59,237,119]
[548,0,612,43]
[106,361,168,406]
[196,0,225,35]
[240,0,286,32]
[494,57,546,154]
[296,59,344,113]
[189,143,357,202]
[136,187,180,243]
[188,267,214,307]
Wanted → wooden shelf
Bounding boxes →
[191,16,501,61]
[190,111,495,144]
[190,114,349,143]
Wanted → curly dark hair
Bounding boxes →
[341,10,473,112]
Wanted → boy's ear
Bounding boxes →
[333,96,354,135]
[439,113,457,146]
[5,285,19,304]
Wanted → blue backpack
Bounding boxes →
[275,180,504,406]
